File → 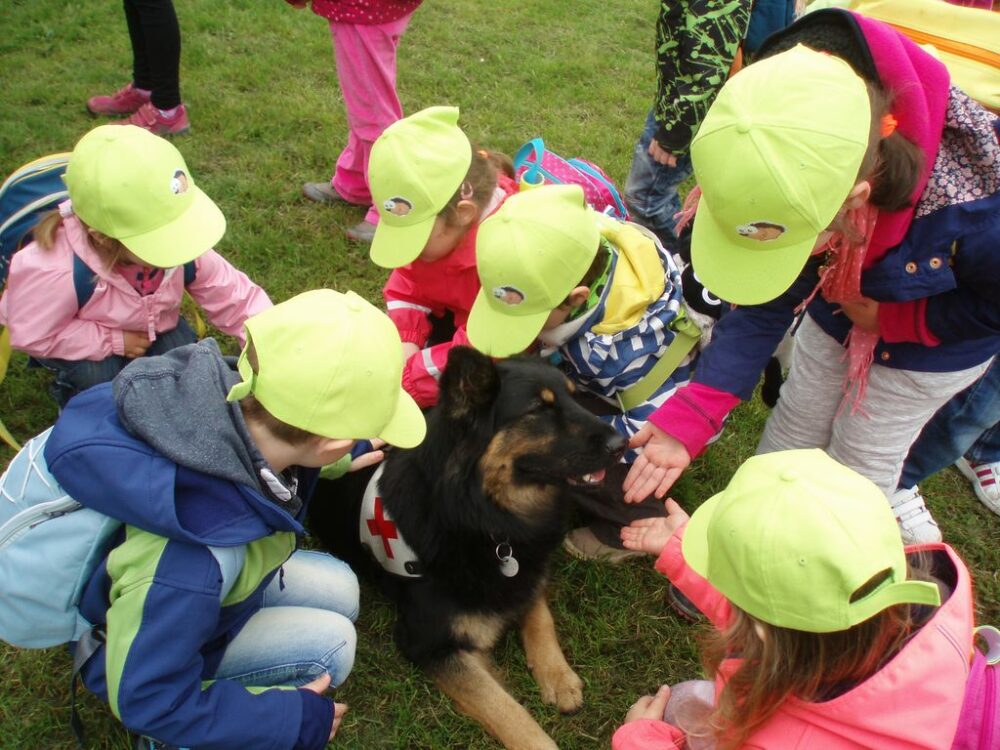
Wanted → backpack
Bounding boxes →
[808,0,1000,112]
[512,138,630,221]
[0,428,122,649]
[951,625,1000,750]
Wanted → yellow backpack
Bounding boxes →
[806,0,1000,112]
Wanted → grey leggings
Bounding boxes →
[757,315,992,496]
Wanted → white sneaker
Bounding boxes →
[955,458,1000,517]
[889,486,942,544]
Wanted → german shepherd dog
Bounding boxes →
[308,347,626,750]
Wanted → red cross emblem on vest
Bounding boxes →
[366,496,399,558]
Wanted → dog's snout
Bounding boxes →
[605,433,627,456]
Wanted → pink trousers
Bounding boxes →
[328,14,413,225]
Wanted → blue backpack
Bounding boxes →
[0,428,122,649]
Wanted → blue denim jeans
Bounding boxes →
[623,109,694,249]
[34,319,198,407]
[900,357,1000,488]
[212,550,360,689]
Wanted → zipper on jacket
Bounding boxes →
[886,23,1000,68]
[0,497,81,549]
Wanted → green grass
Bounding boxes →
[1,1,998,748]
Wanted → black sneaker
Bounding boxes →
[666,583,704,622]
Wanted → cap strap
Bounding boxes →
[225,349,256,402]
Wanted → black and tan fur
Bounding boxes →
[309,347,625,750]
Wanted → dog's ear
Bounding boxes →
[439,346,500,419]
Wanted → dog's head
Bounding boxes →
[436,347,625,516]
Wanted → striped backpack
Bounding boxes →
[512,138,629,221]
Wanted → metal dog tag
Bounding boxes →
[499,554,520,578]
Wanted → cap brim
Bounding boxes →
[375,387,427,448]
[370,215,436,269]
[466,288,551,358]
[120,186,226,267]
[691,198,816,307]
[679,490,726,581]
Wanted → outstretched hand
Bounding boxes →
[620,498,689,556]
[623,423,691,503]
[349,439,387,472]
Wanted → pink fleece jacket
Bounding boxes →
[612,527,974,750]
[0,211,272,361]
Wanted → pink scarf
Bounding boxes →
[797,203,880,415]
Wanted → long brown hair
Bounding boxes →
[438,148,515,227]
[701,566,933,749]
[32,210,130,269]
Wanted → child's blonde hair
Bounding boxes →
[701,562,933,749]
[438,148,515,227]
[31,210,130,270]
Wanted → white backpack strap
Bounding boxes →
[208,544,248,602]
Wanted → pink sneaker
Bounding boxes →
[87,83,151,116]
[115,102,191,136]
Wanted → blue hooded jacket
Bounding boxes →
[44,340,332,750]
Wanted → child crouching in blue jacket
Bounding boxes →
[43,289,426,749]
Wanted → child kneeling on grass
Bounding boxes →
[367,105,518,408]
[616,449,972,750]
[44,289,425,749]
[466,184,698,563]
[0,124,272,408]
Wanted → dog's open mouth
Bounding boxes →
[568,468,607,486]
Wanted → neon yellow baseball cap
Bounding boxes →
[689,45,871,305]
[368,106,472,269]
[467,185,600,357]
[64,124,225,268]
[682,449,941,633]
[227,289,426,447]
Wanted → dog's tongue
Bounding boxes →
[585,468,606,484]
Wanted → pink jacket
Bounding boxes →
[612,527,974,750]
[0,212,272,361]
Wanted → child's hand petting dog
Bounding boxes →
[349,439,387,472]
[620,498,689,556]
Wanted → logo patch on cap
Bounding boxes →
[170,169,189,195]
[383,197,413,216]
[492,286,525,306]
[736,221,786,241]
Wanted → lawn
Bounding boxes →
[1,1,997,748]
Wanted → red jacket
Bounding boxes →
[612,527,974,750]
[384,174,518,407]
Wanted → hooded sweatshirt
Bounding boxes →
[648,9,1000,459]
[43,340,332,750]
[611,528,974,750]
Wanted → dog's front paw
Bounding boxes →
[538,667,583,714]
